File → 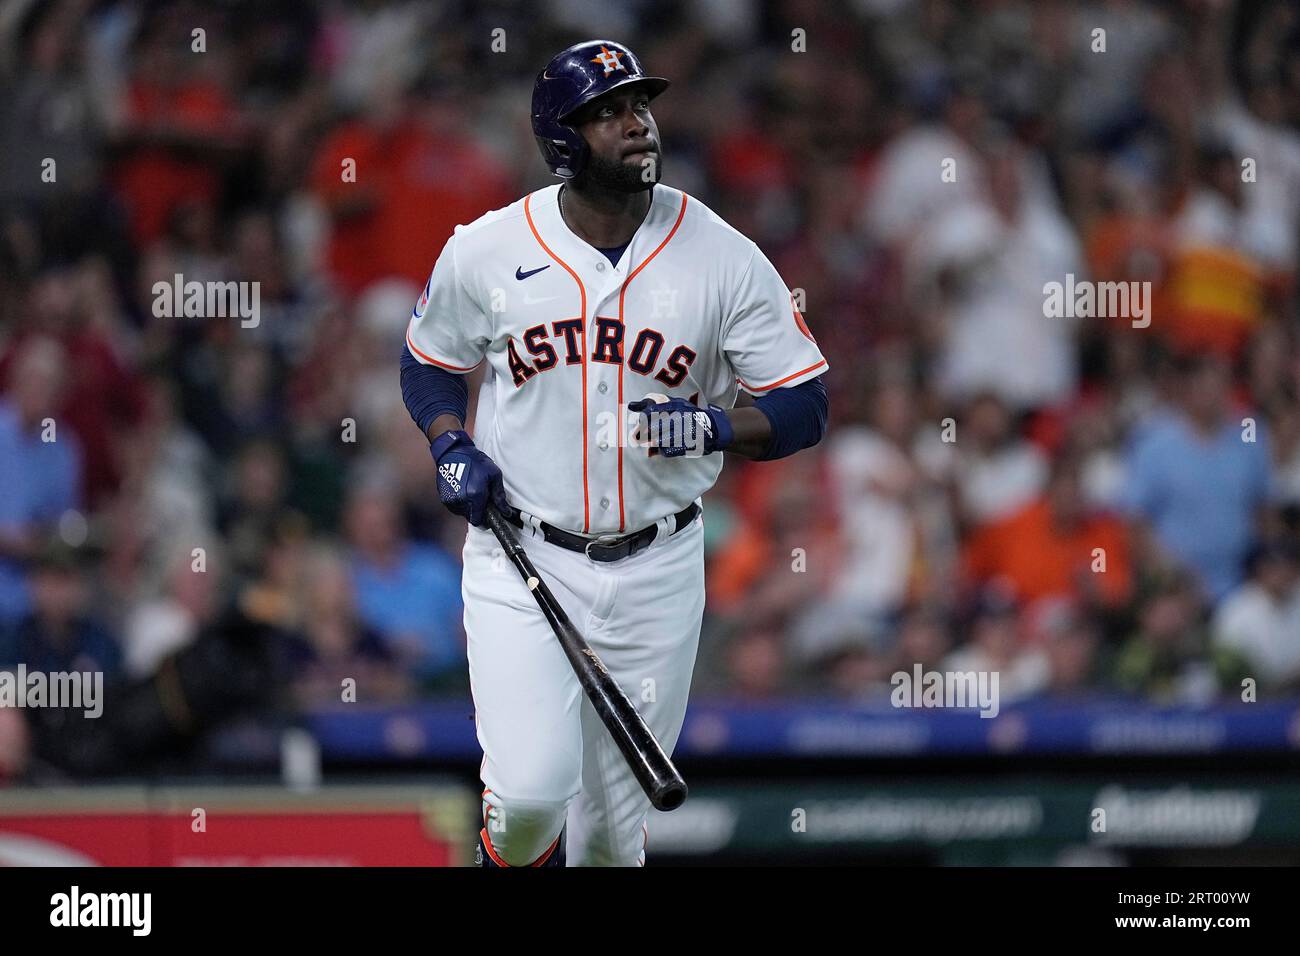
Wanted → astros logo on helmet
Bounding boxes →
[590,45,627,76]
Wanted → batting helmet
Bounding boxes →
[531,40,669,180]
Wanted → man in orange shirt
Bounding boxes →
[312,85,513,296]
[962,455,1133,612]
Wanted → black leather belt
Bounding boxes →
[507,503,700,563]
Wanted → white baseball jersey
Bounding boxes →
[406,183,827,534]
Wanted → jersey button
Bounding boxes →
[597,382,608,394]
[600,497,610,509]
[596,261,606,272]
[598,440,609,450]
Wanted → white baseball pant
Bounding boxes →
[463,510,704,867]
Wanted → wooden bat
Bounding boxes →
[483,504,689,812]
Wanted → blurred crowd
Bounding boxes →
[1,0,1299,778]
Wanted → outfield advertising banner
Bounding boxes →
[0,786,476,867]
[648,780,1300,863]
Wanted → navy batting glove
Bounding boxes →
[430,430,510,526]
[628,397,734,458]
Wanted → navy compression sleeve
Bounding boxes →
[751,376,829,460]
[401,344,469,437]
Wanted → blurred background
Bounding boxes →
[1,0,1299,866]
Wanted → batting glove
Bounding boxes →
[628,396,734,458]
[430,430,510,526]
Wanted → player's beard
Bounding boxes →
[581,150,662,193]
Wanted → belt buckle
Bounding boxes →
[584,533,625,562]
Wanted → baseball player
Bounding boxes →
[400,40,829,866]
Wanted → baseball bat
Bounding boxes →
[483,504,689,812]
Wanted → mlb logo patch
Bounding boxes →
[413,276,431,317]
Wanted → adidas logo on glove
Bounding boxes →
[439,461,466,494]
[692,411,714,447]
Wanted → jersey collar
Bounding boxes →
[534,183,684,277]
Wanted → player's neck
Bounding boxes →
[559,184,652,249]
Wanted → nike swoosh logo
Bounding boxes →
[516,265,550,280]
[523,293,557,305]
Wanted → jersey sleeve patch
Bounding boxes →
[406,232,491,373]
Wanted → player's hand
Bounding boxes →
[628,395,733,458]
[429,430,510,526]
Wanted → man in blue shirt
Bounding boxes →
[0,542,121,680]
[1123,353,1273,603]
[0,340,82,625]
[342,480,464,686]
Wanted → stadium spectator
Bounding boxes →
[1122,352,1274,602]
[706,454,839,623]
[310,83,512,295]
[1028,598,1105,697]
[912,135,1084,411]
[109,12,247,245]
[1113,568,1249,704]
[112,374,216,580]
[943,583,1050,703]
[215,438,291,581]
[0,705,29,785]
[342,476,464,688]
[893,604,954,676]
[1163,141,1270,357]
[719,626,789,701]
[0,265,147,508]
[0,337,81,626]
[284,542,411,707]
[1212,538,1300,692]
[823,378,927,621]
[183,340,286,460]
[861,67,989,248]
[0,540,120,680]
[918,390,1048,530]
[120,542,222,680]
[961,454,1133,610]
[1060,392,1131,513]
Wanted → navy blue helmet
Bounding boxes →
[531,40,669,179]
